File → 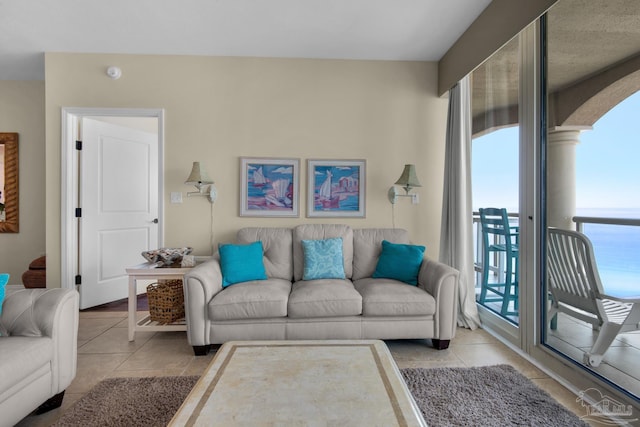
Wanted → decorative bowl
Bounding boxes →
[142,247,193,266]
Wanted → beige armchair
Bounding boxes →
[0,288,79,427]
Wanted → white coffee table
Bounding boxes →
[169,340,426,427]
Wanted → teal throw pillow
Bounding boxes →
[372,240,425,285]
[219,242,267,287]
[302,238,346,280]
[0,273,8,316]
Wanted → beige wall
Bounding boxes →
[0,80,46,283]
[45,53,448,287]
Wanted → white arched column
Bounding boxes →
[546,126,591,230]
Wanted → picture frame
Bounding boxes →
[307,159,366,218]
[240,157,300,217]
[0,133,19,233]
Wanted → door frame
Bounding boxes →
[60,107,165,291]
[475,22,541,348]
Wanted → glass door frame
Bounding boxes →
[476,21,541,351]
[481,15,640,413]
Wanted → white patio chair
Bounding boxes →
[547,228,640,367]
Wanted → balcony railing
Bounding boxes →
[473,212,640,299]
[573,214,640,298]
[573,215,640,231]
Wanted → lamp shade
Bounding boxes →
[394,164,421,193]
[185,162,214,185]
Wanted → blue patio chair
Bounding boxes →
[478,208,519,316]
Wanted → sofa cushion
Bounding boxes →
[209,278,291,321]
[293,224,353,281]
[219,241,267,287]
[237,228,293,281]
[0,273,8,317]
[354,278,436,316]
[372,240,425,285]
[352,229,410,280]
[0,336,52,397]
[288,279,362,318]
[302,238,346,280]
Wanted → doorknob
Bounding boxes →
[150,218,159,224]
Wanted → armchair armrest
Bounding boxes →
[0,288,79,393]
[183,258,223,346]
[600,293,640,304]
[418,258,459,341]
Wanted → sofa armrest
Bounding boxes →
[0,288,79,393]
[183,258,223,346]
[418,258,459,341]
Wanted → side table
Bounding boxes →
[126,262,195,341]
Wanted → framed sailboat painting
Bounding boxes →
[240,157,300,217]
[307,159,366,218]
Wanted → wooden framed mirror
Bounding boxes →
[0,133,19,233]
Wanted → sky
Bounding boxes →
[576,91,640,209]
[472,90,640,211]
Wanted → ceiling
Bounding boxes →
[0,0,492,80]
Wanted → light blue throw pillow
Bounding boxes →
[372,240,425,285]
[0,273,8,316]
[219,242,267,287]
[302,238,346,280]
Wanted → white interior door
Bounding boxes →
[79,118,159,309]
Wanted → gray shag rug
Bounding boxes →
[401,364,588,427]
[51,365,588,426]
[51,376,199,427]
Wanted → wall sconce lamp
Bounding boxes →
[185,162,217,203]
[388,164,421,204]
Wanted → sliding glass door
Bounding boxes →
[542,0,640,404]
[467,1,640,412]
[467,0,640,414]
[470,32,524,342]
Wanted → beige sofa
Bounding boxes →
[183,225,459,355]
[0,288,79,427]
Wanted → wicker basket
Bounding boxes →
[147,279,185,324]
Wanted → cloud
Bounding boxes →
[273,166,292,174]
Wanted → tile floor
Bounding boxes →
[16,310,595,426]
[481,294,640,399]
[548,312,640,398]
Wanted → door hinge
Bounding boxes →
[75,275,81,285]
[76,140,82,150]
[75,208,82,218]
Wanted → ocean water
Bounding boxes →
[575,208,640,297]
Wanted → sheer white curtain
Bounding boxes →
[439,76,481,329]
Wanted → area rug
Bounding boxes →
[51,366,587,426]
[51,376,199,427]
[401,364,588,427]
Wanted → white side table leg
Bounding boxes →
[128,275,136,341]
